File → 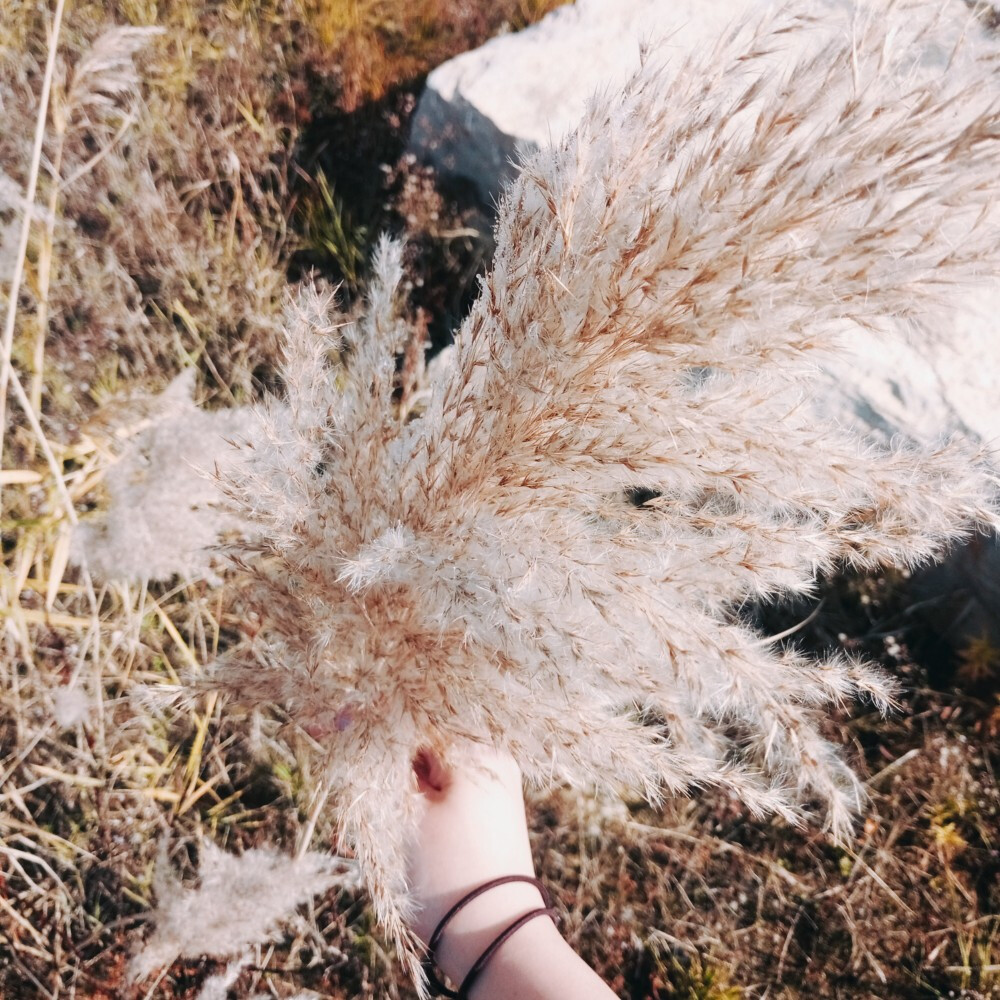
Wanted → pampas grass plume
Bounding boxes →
[129,840,355,982]
[219,1,1000,985]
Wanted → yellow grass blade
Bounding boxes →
[3,606,96,629]
[236,100,267,137]
[20,576,85,596]
[0,814,98,860]
[135,786,181,803]
[0,469,43,485]
[149,595,200,672]
[45,522,71,610]
[31,764,106,788]
[177,769,225,816]
[178,691,220,817]
[12,534,37,594]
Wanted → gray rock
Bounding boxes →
[409,0,774,203]
[818,300,1000,653]
[411,0,999,446]
[816,293,1000,449]
[411,0,1000,651]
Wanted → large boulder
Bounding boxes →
[411,0,1000,444]
[815,294,1000,448]
[410,0,784,204]
[410,0,1000,650]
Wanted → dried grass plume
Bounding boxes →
[220,1,1000,983]
[129,840,354,982]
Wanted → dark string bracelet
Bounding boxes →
[458,905,558,999]
[423,875,556,998]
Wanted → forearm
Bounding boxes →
[409,748,618,999]
[433,884,618,1000]
[470,918,618,1000]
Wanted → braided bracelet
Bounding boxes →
[423,875,559,998]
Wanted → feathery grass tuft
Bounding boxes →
[220,2,1000,983]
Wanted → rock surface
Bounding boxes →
[411,0,1000,642]
[411,0,1000,446]
[816,295,1000,449]
[409,0,784,203]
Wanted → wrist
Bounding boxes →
[470,918,620,1000]
[422,876,617,1000]
[432,879,551,988]
[465,915,567,1000]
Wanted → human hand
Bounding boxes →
[407,746,547,987]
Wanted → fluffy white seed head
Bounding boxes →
[218,1,1000,985]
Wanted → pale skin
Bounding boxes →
[408,747,619,1000]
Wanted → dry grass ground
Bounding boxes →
[1,1,998,998]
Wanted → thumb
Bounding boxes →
[413,747,451,799]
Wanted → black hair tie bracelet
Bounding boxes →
[423,875,559,998]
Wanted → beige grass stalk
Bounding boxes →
[28,108,64,429]
[0,0,66,417]
[0,0,74,525]
[28,25,160,435]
